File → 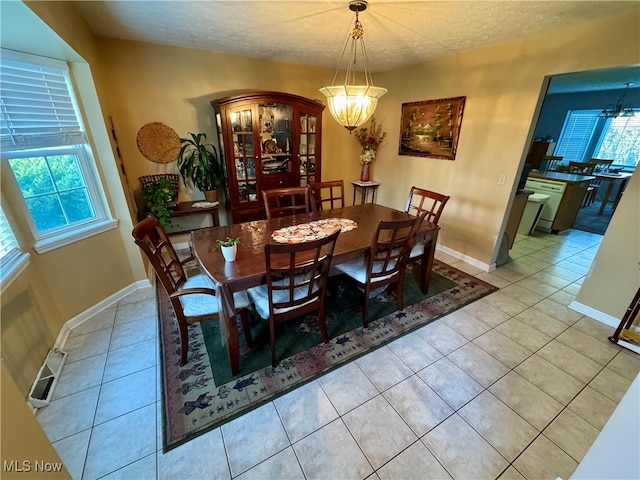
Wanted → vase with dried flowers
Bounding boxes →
[354,117,386,182]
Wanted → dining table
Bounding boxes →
[191,203,440,375]
[592,172,633,215]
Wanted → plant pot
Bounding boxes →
[204,190,219,203]
[221,244,237,262]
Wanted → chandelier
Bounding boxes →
[319,1,387,132]
[599,82,635,118]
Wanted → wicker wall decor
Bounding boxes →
[136,122,181,164]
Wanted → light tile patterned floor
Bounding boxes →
[36,229,640,480]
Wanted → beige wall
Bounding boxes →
[93,37,351,225]
[372,12,639,266]
[1,361,70,479]
[576,172,639,321]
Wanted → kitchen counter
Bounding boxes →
[525,174,592,234]
[529,171,595,183]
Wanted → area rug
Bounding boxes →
[158,260,497,451]
[573,199,612,235]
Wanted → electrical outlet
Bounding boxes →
[498,174,507,185]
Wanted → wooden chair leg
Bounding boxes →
[395,279,404,311]
[239,310,253,348]
[419,241,436,294]
[270,319,277,367]
[318,305,329,343]
[362,287,370,327]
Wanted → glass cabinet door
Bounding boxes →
[259,103,293,178]
[299,113,317,186]
[229,108,256,203]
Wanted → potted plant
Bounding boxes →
[176,132,224,202]
[215,236,240,262]
[142,176,174,226]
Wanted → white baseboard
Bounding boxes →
[437,244,493,272]
[55,279,152,350]
[173,240,191,251]
[568,300,621,328]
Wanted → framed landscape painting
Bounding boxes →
[399,96,466,160]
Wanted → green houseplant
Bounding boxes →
[176,132,224,202]
[142,176,174,226]
[215,236,240,262]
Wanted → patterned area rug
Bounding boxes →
[158,260,497,451]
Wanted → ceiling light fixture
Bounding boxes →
[319,0,387,132]
[599,82,635,118]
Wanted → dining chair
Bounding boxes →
[334,214,426,326]
[132,215,253,367]
[262,186,312,219]
[583,159,615,207]
[405,187,450,293]
[309,180,345,212]
[567,162,597,207]
[541,155,564,172]
[588,158,614,173]
[247,229,340,366]
[567,161,595,175]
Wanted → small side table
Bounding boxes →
[167,201,220,235]
[351,180,381,205]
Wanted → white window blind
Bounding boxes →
[555,110,599,162]
[0,52,87,152]
[0,205,20,265]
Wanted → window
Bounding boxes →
[555,110,599,162]
[1,50,115,253]
[556,109,640,167]
[0,204,29,292]
[8,147,97,233]
[594,115,640,168]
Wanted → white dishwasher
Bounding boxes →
[524,178,566,232]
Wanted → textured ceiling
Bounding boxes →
[74,0,640,91]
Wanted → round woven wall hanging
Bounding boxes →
[136,122,181,164]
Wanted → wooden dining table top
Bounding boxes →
[190,202,440,375]
[191,203,439,291]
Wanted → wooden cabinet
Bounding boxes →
[211,92,324,223]
[551,180,590,233]
[526,141,555,170]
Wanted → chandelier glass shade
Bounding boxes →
[599,82,635,118]
[320,1,387,132]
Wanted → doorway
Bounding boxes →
[525,65,639,235]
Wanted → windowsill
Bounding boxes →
[1,251,30,294]
[34,219,119,254]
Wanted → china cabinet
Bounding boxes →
[211,91,324,223]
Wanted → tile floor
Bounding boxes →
[36,229,640,480]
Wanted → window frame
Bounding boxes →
[0,203,30,293]
[1,51,117,254]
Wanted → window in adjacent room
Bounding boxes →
[555,109,640,168]
[0,50,115,253]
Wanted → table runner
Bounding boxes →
[271,217,357,243]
